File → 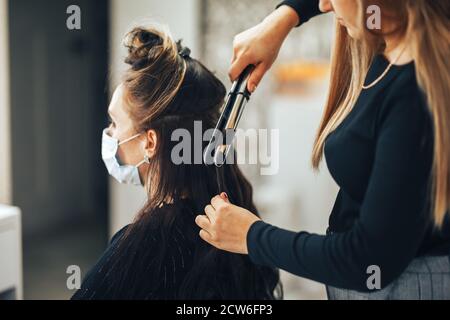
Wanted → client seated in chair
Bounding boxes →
[72,25,282,300]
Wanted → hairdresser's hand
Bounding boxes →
[195,193,261,254]
[229,5,300,93]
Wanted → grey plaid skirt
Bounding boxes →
[327,255,450,300]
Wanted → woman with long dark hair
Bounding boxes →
[71,25,282,300]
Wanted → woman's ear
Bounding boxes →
[144,129,158,158]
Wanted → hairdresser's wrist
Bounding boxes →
[263,5,300,38]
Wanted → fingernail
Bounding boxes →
[221,192,228,199]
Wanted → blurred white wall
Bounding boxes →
[0,0,12,205]
[108,0,201,234]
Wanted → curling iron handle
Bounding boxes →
[224,93,248,130]
[204,65,254,167]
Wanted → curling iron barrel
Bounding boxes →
[203,65,254,167]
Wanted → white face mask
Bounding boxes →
[101,128,150,186]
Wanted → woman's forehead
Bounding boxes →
[109,84,128,118]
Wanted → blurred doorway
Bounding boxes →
[8,0,109,299]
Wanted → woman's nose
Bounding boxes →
[319,0,333,13]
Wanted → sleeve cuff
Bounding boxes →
[276,0,322,27]
[246,220,271,265]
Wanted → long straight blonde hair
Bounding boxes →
[312,0,450,226]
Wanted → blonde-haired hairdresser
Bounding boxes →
[196,0,450,299]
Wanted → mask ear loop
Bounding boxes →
[135,154,150,168]
[118,132,149,168]
[118,133,143,146]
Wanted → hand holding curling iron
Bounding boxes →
[229,5,299,92]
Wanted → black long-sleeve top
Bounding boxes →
[247,0,450,291]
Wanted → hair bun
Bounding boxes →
[124,27,168,70]
[136,29,162,47]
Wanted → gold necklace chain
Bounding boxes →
[362,45,408,90]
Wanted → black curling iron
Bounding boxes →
[203,65,254,167]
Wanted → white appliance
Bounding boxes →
[0,205,23,300]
